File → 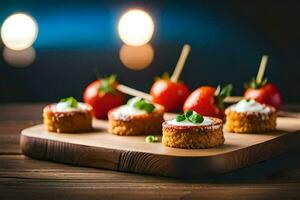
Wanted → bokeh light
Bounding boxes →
[3,47,36,68]
[119,44,154,70]
[1,13,38,51]
[118,9,154,46]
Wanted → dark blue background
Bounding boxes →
[0,0,299,102]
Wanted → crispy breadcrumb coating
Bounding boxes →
[108,107,164,136]
[43,104,92,133]
[162,117,224,149]
[225,105,277,133]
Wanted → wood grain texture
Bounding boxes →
[2,183,300,200]
[0,121,41,155]
[0,103,46,122]
[20,117,300,178]
[1,154,300,200]
[2,104,300,200]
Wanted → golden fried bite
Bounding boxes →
[108,97,164,136]
[162,111,224,149]
[225,99,277,133]
[43,97,93,133]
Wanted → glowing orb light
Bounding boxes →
[119,44,154,70]
[118,9,154,46]
[1,13,38,51]
[3,47,36,68]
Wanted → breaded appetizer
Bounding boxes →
[108,97,164,136]
[43,97,93,133]
[225,99,277,133]
[162,110,224,149]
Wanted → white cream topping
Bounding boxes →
[112,105,147,116]
[54,102,89,112]
[167,117,214,126]
[233,99,270,113]
[112,97,157,117]
[127,97,142,107]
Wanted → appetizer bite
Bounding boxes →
[162,110,224,149]
[244,55,282,110]
[225,99,277,133]
[83,75,126,119]
[108,97,164,136]
[43,97,93,133]
[150,44,191,112]
[183,84,232,119]
[244,79,282,110]
[116,44,191,112]
[150,73,190,112]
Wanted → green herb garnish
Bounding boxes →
[145,135,159,143]
[244,77,268,89]
[60,97,78,108]
[154,72,183,83]
[214,84,233,109]
[128,97,155,113]
[176,114,186,122]
[175,110,204,124]
[154,72,170,81]
[215,84,233,100]
[187,113,203,124]
[99,74,117,95]
[185,110,193,118]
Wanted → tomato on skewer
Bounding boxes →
[244,78,282,110]
[83,75,126,119]
[150,73,189,112]
[183,84,232,119]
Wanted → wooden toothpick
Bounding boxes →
[170,44,191,82]
[118,83,243,104]
[117,84,153,101]
[116,44,191,101]
[256,55,268,83]
[116,47,249,105]
[224,96,243,103]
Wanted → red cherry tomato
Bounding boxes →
[150,79,190,112]
[183,86,225,119]
[244,83,282,110]
[83,79,125,119]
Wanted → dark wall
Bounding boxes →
[0,0,300,103]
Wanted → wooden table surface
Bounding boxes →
[1,103,300,200]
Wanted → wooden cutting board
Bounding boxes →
[20,117,300,179]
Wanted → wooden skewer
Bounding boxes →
[256,55,268,83]
[170,44,191,82]
[116,46,245,104]
[221,55,268,104]
[116,44,191,100]
[224,96,243,103]
[118,83,243,104]
[117,84,153,101]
